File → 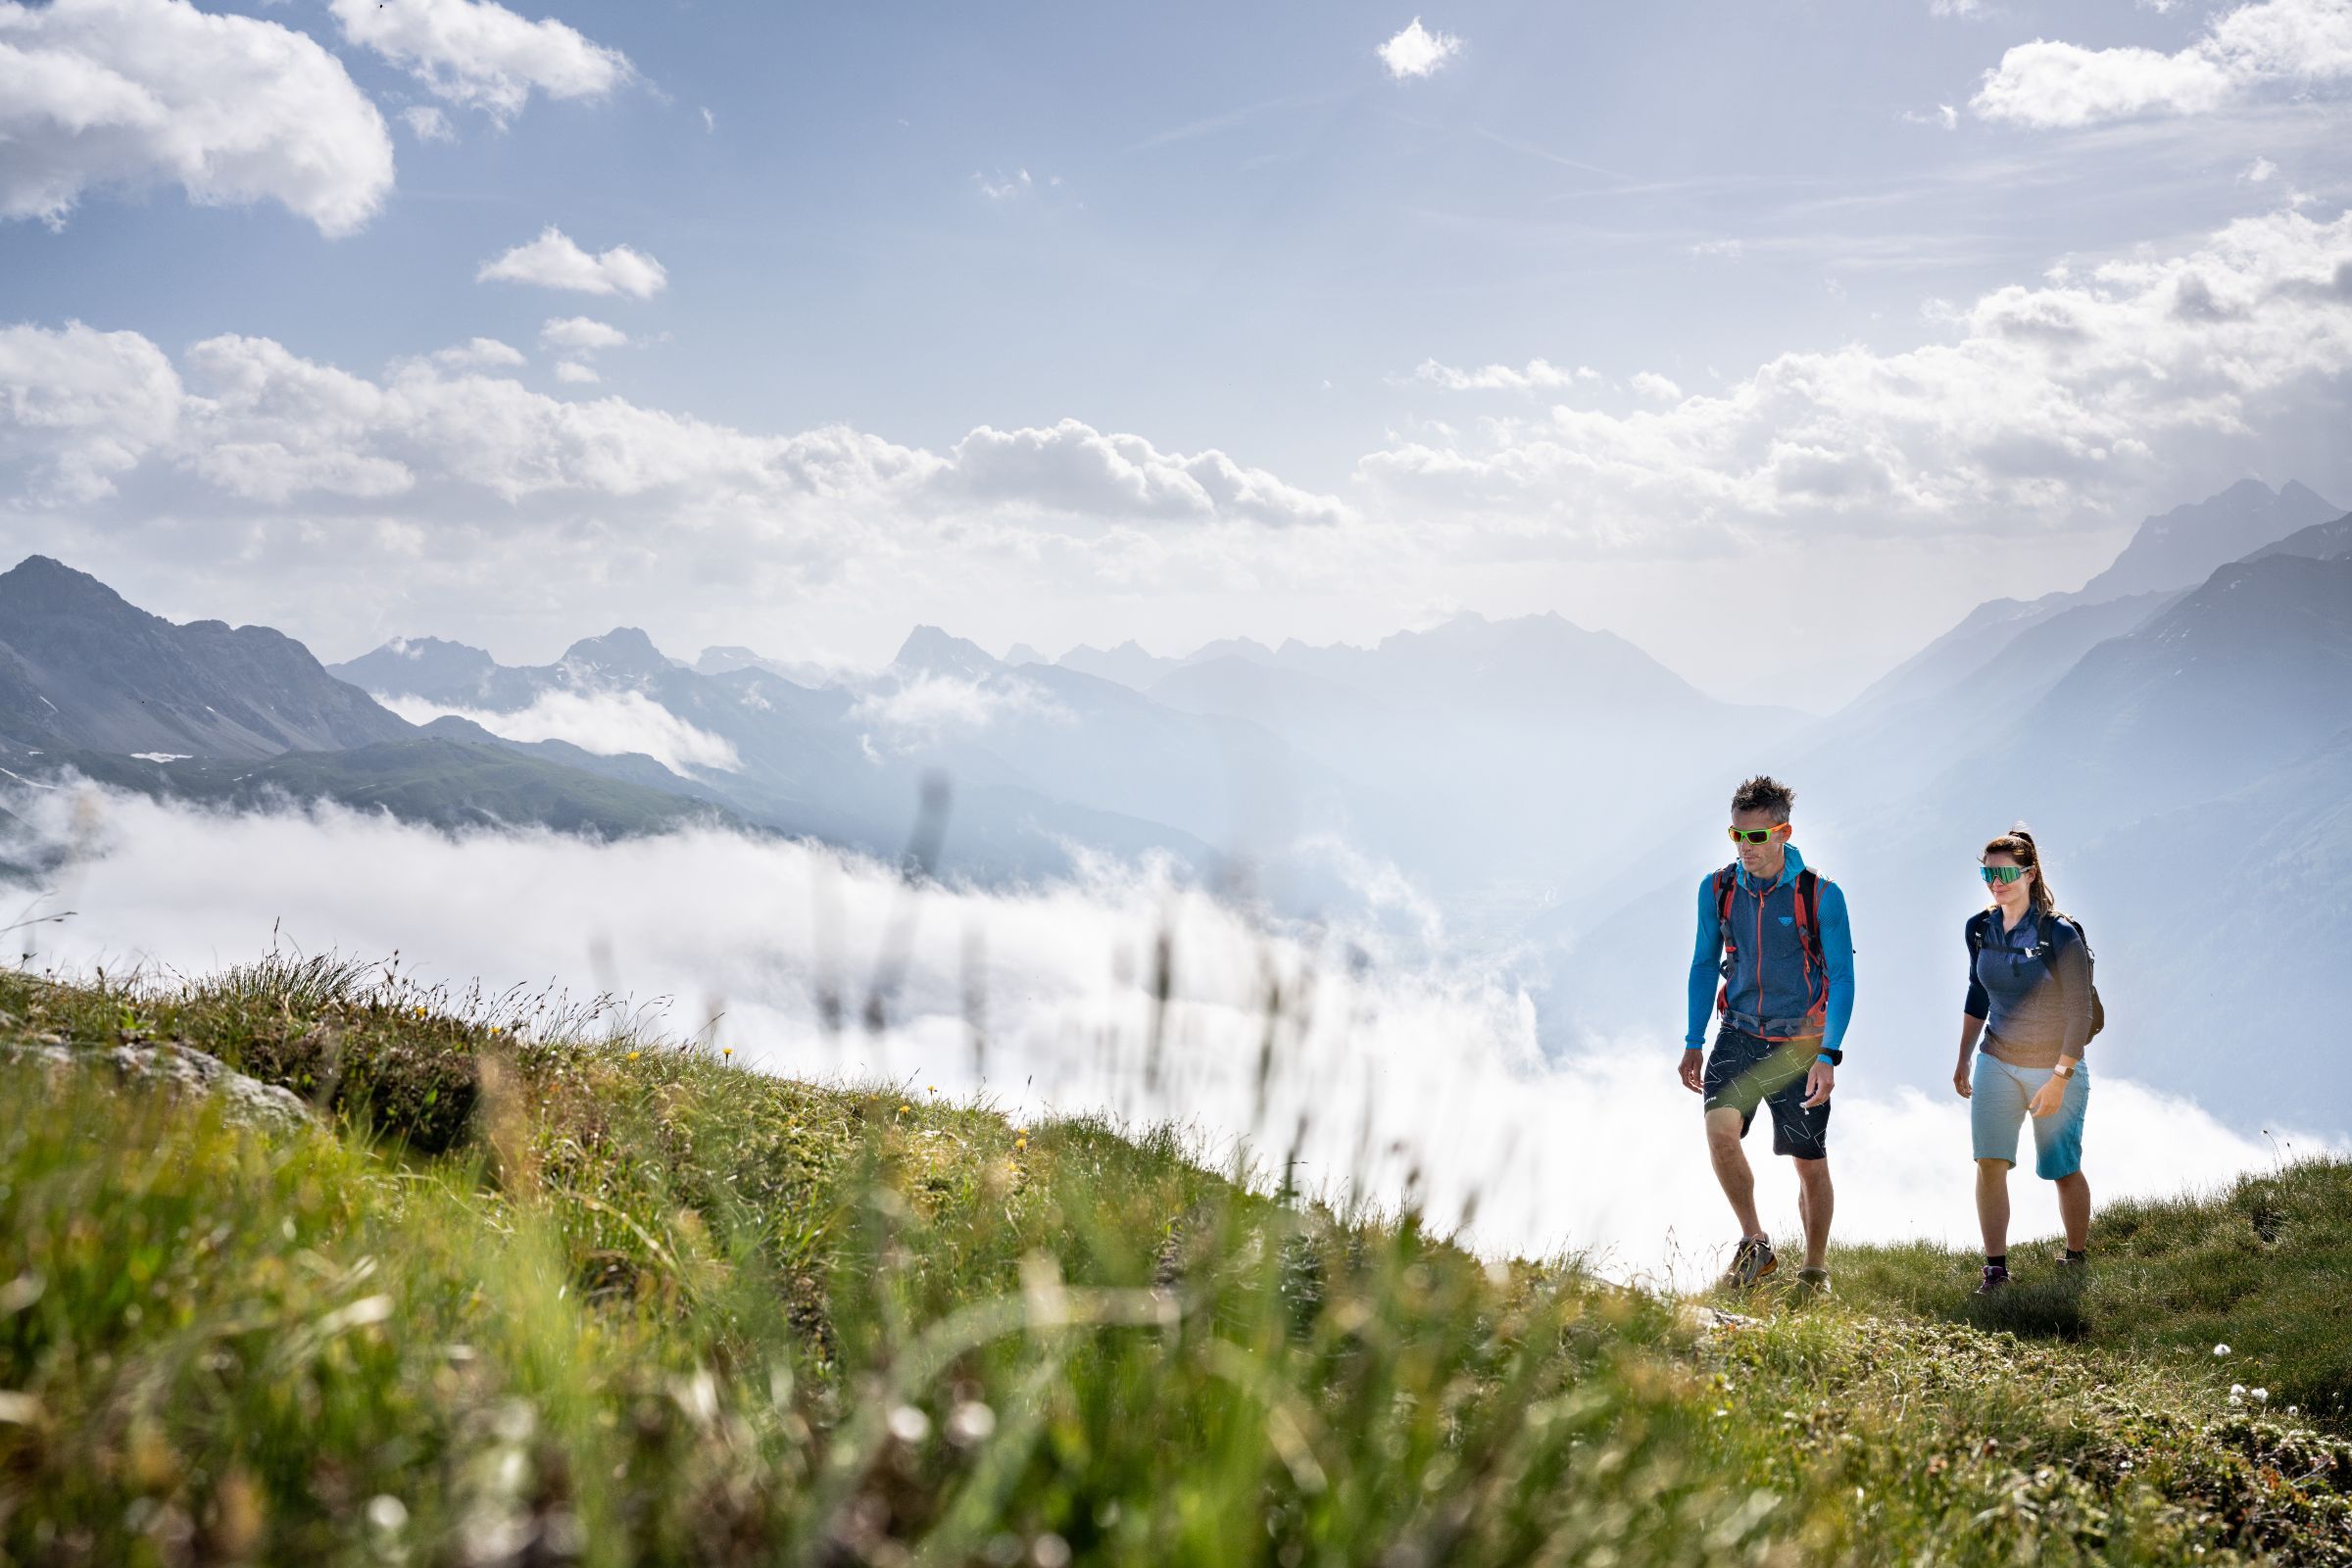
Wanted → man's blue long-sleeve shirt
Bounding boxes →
[1683,845,1855,1057]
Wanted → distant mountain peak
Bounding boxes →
[0,555,137,617]
[2079,478,2340,602]
[562,626,670,677]
[893,625,1001,679]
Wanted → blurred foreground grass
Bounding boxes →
[3,956,2350,1566]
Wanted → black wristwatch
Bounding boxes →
[1815,1048,1843,1066]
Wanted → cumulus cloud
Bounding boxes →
[1973,0,2352,128]
[15,787,2336,1276]
[539,317,629,354]
[943,418,1353,528]
[477,226,667,298]
[376,689,741,775]
[2243,155,2280,181]
[1629,370,1683,403]
[1379,17,1462,78]
[0,319,182,502]
[0,0,395,236]
[328,0,630,123]
[1359,207,2352,549]
[0,323,1355,591]
[1411,359,1597,393]
[552,361,599,385]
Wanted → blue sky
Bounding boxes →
[3,0,2350,706]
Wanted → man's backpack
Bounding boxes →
[1968,909,2107,1041]
[1713,864,1825,1016]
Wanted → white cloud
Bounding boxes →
[975,169,1033,201]
[1973,0,2352,128]
[1903,104,1962,129]
[539,317,629,354]
[1379,17,1461,79]
[1359,208,2352,549]
[327,0,630,123]
[0,0,394,236]
[17,788,2338,1277]
[427,337,525,371]
[2244,155,2280,181]
[1412,359,1597,393]
[477,226,668,298]
[400,105,455,143]
[0,319,181,502]
[376,690,741,775]
[700,106,714,133]
[1690,239,1744,262]
[1630,370,1683,403]
[552,361,600,385]
[943,418,1352,528]
[1929,0,1985,14]
[848,672,1070,742]
[0,324,1354,566]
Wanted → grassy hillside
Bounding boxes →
[3,958,2350,1566]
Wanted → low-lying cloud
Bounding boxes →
[11,788,2330,1283]
[377,690,743,775]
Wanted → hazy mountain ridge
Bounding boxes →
[0,557,412,759]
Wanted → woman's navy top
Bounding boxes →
[1963,909,2093,1069]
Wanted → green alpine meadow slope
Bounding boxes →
[3,958,2349,1566]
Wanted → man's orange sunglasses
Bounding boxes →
[1727,824,1790,845]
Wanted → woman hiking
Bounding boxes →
[1953,827,2094,1296]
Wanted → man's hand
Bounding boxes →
[1679,1048,1705,1094]
[2029,1075,2067,1119]
[1954,1059,1973,1100]
[1800,1059,1835,1109]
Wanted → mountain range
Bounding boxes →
[0,475,2346,1127]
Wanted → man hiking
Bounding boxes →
[1681,775,1855,1293]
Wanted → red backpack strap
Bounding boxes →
[1793,868,1825,1011]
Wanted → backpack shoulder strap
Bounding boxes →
[1714,864,1740,922]
[1794,869,1823,965]
[1966,909,1991,954]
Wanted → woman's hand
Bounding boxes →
[2029,1076,2067,1119]
[1954,1058,1973,1100]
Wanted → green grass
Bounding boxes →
[1831,1162,2352,1426]
[2,955,2350,1565]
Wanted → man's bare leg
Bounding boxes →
[1705,1106,1763,1238]
[1976,1158,2012,1256]
[1793,1156,1833,1270]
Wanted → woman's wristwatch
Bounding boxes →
[2051,1061,2077,1079]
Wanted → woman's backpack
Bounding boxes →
[1969,909,2106,1040]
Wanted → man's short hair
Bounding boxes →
[1730,775,1795,823]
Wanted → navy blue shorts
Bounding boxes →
[1702,1027,1830,1160]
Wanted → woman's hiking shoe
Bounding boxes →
[1973,1264,2011,1297]
[1794,1266,1832,1298]
[1718,1237,1777,1290]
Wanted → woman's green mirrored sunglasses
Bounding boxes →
[1980,865,2027,885]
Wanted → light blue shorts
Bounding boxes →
[1971,1052,2088,1180]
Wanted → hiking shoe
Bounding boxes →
[2053,1250,2088,1268]
[1717,1237,1778,1291]
[1972,1264,2011,1297]
[1794,1266,1832,1298]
